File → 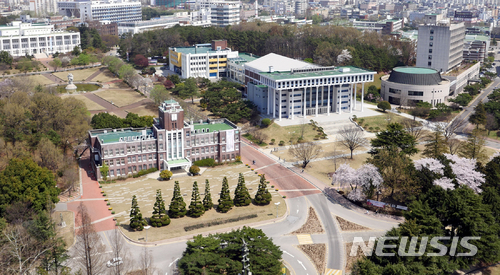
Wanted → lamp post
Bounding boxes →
[144,225,151,243]
[274,202,280,218]
[377,190,382,201]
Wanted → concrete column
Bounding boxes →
[267,89,270,115]
[327,85,330,116]
[361,82,364,112]
[349,84,353,113]
[279,91,282,121]
[303,88,306,117]
[338,86,342,115]
[291,90,294,120]
[354,83,357,110]
[273,89,276,118]
[315,86,318,117]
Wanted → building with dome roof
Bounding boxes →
[380,67,450,107]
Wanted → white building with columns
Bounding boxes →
[243,53,376,120]
[0,21,80,57]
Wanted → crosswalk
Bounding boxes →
[324,268,343,275]
[296,234,313,245]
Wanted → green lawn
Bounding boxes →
[356,112,419,132]
[487,129,500,140]
[257,121,323,145]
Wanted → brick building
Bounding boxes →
[88,20,118,36]
[88,100,241,180]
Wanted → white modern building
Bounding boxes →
[0,21,80,56]
[29,0,58,15]
[244,53,376,120]
[58,0,142,23]
[416,15,465,73]
[381,67,450,107]
[117,17,179,35]
[169,40,239,79]
[197,0,240,27]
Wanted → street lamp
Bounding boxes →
[377,190,382,201]
[144,225,151,243]
[274,202,280,218]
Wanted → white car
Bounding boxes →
[106,257,123,268]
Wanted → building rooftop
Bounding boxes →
[388,66,444,85]
[259,66,376,81]
[171,44,230,55]
[193,122,235,132]
[465,34,490,42]
[168,158,191,165]
[245,53,316,72]
[95,128,154,144]
[228,52,259,64]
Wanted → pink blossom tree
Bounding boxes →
[331,164,356,189]
[355,164,383,190]
[347,188,365,202]
[414,158,444,175]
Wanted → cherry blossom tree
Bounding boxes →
[347,188,365,202]
[337,49,352,65]
[355,164,383,189]
[434,177,454,190]
[414,158,444,175]
[331,164,356,189]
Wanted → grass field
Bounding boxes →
[61,94,106,111]
[52,211,74,248]
[256,122,324,145]
[127,102,157,117]
[24,75,55,85]
[272,141,368,163]
[102,164,285,241]
[53,67,101,82]
[95,89,145,107]
[108,81,130,89]
[357,112,418,132]
[93,69,118,83]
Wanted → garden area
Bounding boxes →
[95,89,146,107]
[101,164,285,241]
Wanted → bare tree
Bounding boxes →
[139,247,155,275]
[73,202,106,275]
[289,141,322,168]
[299,118,307,139]
[447,138,462,155]
[0,224,54,274]
[250,128,267,144]
[337,126,366,159]
[402,120,425,142]
[441,118,467,140]
[331,139,344,171]
[108,229,133,275]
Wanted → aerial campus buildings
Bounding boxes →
[169,40,377,121]
[88,100,241,179]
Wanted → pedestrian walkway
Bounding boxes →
[296,234,314,245]
[85,67,106,81]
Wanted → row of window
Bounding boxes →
[103,144,157,157]
[276,75,372,89]
[104,154,157,166]
[107,163,157,177]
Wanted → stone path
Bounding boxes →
[85,67,107,82]
[43,73,65,84]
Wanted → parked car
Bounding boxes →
[106,257,123,268]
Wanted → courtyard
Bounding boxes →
[101,163,285,241]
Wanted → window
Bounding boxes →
[430,29,434,34]
[120,148,124,155]
[132,146,135,153]
[186,150,191,156]
[104,150,108,156]
[127,157,131,163]
[196,149,199,155]
[121,159,125,165]
[159,143,163,150]
[115,149,119,155]
[149,154,152,160]
[222,137,225,142]
[187,140,190,146]
[211,147,214,153]
[430,36,433,40]
[148,144,151,151]
[159,134,163,140]
[122,168,125,175]
[109,160,114,166]
[428,61,432,66]
[428,55,432,60]
[205,137,209,144]
[429,49,433,53]
[127,147,130,153]
[408,91,424,96]
[128,167,132,174]
[222,146,226,152]
[389,88,401,95]
[429,42,433,47]
[132,156,136,162]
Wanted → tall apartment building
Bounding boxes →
[57,0,142,23]
[416,16,465,73]
[88,100,241,179]
[197,0,240,27]
[169,40,239,79]
[0,21,80,56]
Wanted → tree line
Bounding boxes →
[119,23,415,72]
[129,174,272,231]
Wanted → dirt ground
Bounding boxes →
[95,89,146,107]
[108,81,131,89]
[101,164,285,241]
[93,70,118,83]
[271,141,367,163]
[257,122,322,144]
[291,207,324,234]
[52,211,75,248]
[345,242,368,273]
[297,243,326,274]
[335,216,370,231]
[53,67,101,82]
[62,94,106,111]
[127,102,158,117]
[24,75,55,85]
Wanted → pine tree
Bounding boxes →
[188,181,205,217]
[169,181,187,218]
[254,174,272,205]
[423,131,448,158]
[203,179,213,211]
[150,189,170,227]
[217,177,233,213]
[129,195,146,231]
[233,173,251,206]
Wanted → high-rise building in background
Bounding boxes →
[416,14,465,73]
[57,0,142,23]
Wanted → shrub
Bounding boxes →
[283,196,286,198]
[271,139,275,145]
[377,101,391,112]
[194,158,216,167]
[235,155,241,162]
[369,127,374,131]
[183,214,257,232]
[133,167,158,178]
[271,185,275,188]
[279,140,285,146]
[160,170,173,180]
[111,211,115,214]
[107,202,110,206]
[189,165,200,175]
[103,194,107,196]
[261,118,272,127]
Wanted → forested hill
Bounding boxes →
[119,23,415,72]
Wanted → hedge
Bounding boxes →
[133,167,159,178]
[183,214,258,232]
[194,158,216,167]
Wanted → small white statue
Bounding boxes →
[68,73,74,84]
